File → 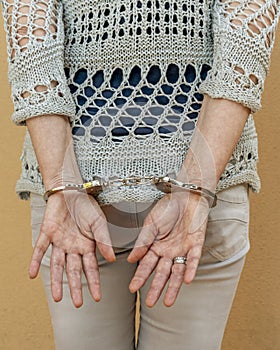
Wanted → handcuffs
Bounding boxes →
[43,176,217,208]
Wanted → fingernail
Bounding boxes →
[146,298,155,308]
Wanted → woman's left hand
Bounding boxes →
[127,191,210,307]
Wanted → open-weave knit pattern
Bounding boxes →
[1,0,280,204]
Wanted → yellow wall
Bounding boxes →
[0,15,280,350]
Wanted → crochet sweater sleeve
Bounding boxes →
[199,0,280,113]
[1,0,76,125]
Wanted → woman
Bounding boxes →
[1,0,279,349]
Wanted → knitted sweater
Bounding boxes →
[1,0,280,204]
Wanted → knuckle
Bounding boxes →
[168,284,180,293]
[187,256,200,267]
[83,253,96,264]
[171,272,184,283]
[137,264,151,277]
[34,243,46,255]
[66,262,81,276]
[51,260,64,270]
[84,265,97,275]
[172,265,185,275]
[186,264,198,272]
[155,270,167,280]
[68,265,81,273]
[187,255,200,262]
[51,276,62,285]
[132,275,145,285]
[140,238,153,249]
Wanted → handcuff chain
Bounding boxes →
[43,176,217,207]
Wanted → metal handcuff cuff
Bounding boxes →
[43,176,217,208]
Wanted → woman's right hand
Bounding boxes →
[29,191,115,308]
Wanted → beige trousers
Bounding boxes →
[30,183,250,350]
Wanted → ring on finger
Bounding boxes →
[173,256,187,265]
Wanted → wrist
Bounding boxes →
[43,172,83,191]
[176,167,217,193]
[156,177,217,208]
[177,145,218,192]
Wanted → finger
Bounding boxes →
[66,253,83,308]
[184,245,202,284]
[127,220,157,263]
[50,246,65,302]
[82,251,101,302]
[145,257,173,308]
[29,230,51,279]
[91,215,116,263]
[129,250,158,293]
[164,262,186,307]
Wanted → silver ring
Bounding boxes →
[173,256,187,265]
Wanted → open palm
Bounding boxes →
[128,191,210,307]
[29,192,115,307]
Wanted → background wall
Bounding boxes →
[0,15,279,350]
